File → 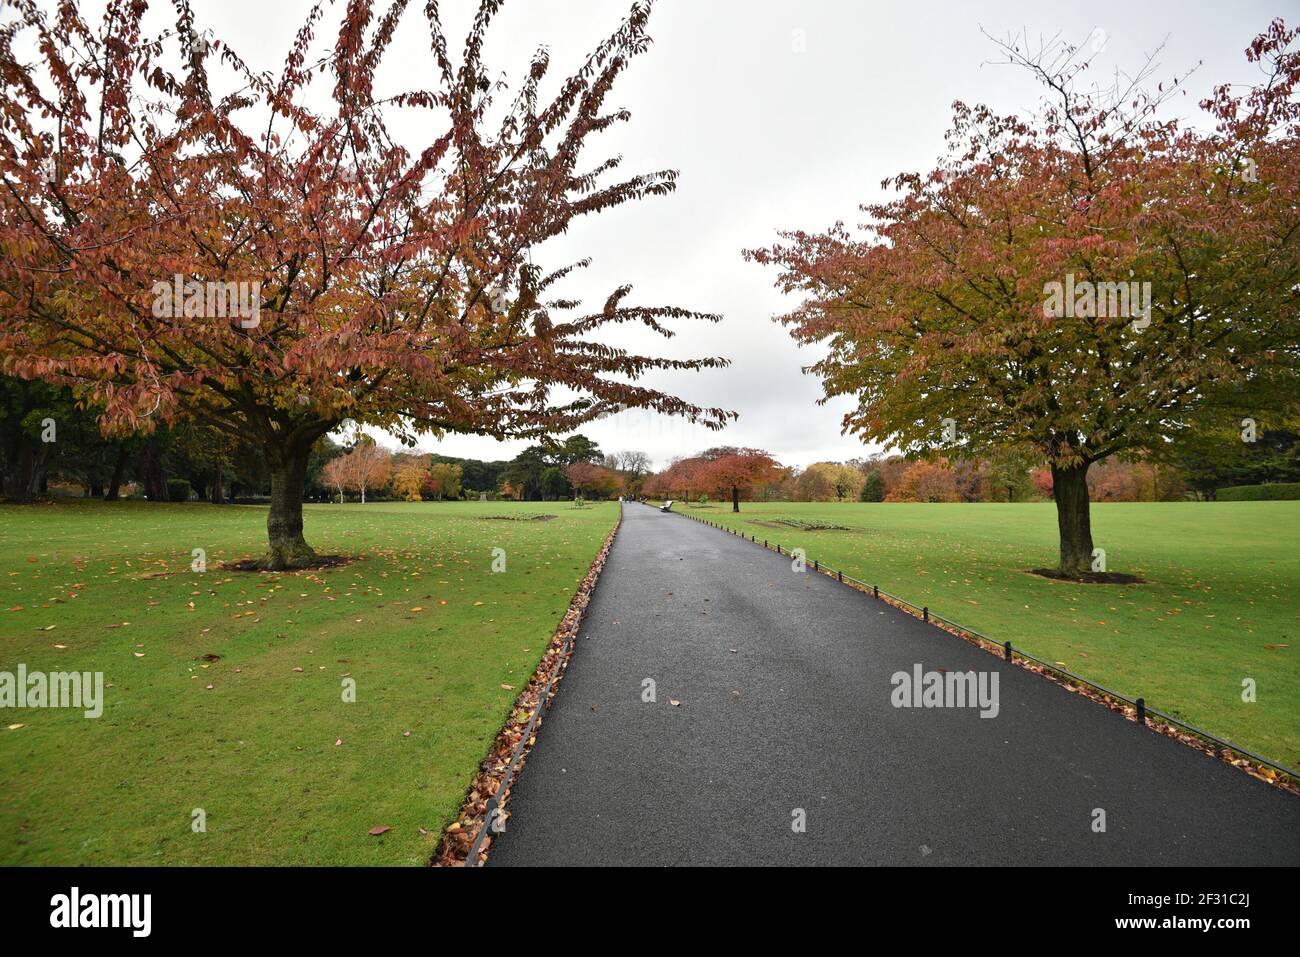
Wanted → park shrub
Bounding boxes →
[166,478,193,502]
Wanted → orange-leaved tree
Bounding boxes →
[0,0,731,566]
[694,447,782,510]
[747,24,1300,576]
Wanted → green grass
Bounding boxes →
[699,501,1300,770]
[0,499,617,865]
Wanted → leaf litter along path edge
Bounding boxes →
[484,501,1299,866]
[432,514,621,866]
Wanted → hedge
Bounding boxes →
[166,478,193,502]
[1217,482,1300,501]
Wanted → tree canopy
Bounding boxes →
[747,22,1300,575]
[0,0,732,565]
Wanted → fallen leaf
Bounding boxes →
[368,825,391,836]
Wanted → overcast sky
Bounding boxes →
[194,0,1281,469]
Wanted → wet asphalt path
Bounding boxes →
[489,502,1300,866]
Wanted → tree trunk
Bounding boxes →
[211,460,225,505]
[138,439,167,501]
[5,440,35,502]
[23,442,51,500]
[732,485,740,512]
[106,446,128,500]
[1051,463,1094,577]
[263,444,316,570]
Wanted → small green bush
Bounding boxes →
[166,478,193,502]
[1218,482,1300,501]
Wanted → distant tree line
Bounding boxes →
[639,437,1300,505]
[0,378,656,504]
[4,375,1296,505]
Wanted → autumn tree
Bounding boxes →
[802,461,863,501]
[887,460,961,503]
[793,466,833,502]
[0,0,731,567]
[321,454,349,504]
[564,460,620,499]
[328,439,390,504]
[748,23,1300,576]
[649,455,706,501]
[391,455,428,502]
[424,461,463,500]
[695,448,782,510]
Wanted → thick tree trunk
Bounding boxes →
[5,441,35,502]
[138,439,167,501]
[105,446,128,501]
[1051,463,1094,577]
[211,460,225,505]
[263,444,316,570]
[21,442,51,500]
[732,485,740,512]
[8,442,34,501]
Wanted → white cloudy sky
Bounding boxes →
[182,1,1283,468]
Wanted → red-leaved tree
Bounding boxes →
[694,448,782,509]
[0,0,732,566]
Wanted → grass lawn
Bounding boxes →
[0,499,617,865]
[685,500,1300,771]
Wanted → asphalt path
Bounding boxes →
[489,502,1300,866]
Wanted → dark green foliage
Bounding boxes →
[1218,483,1300,501]
[860,470,885,502]
[166,478,193,502]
